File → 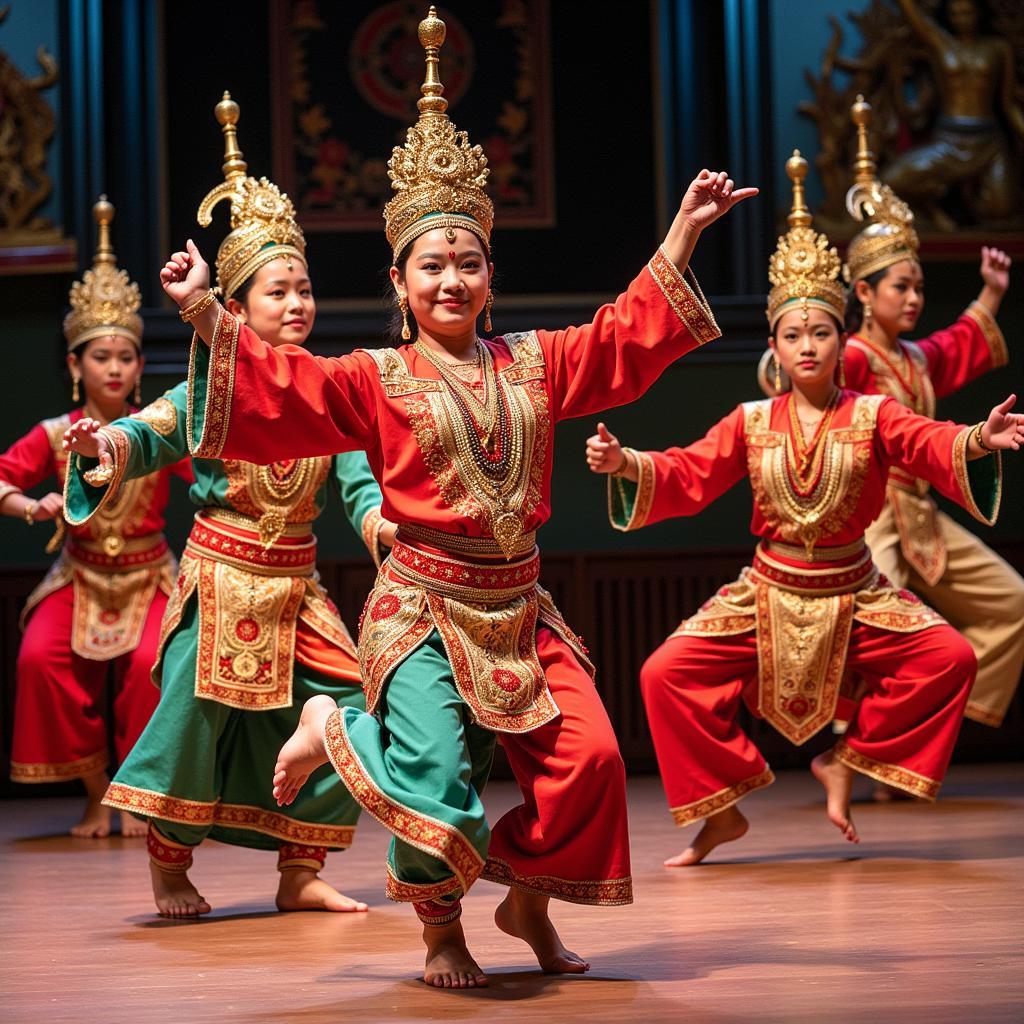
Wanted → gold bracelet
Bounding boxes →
[974,421,995,454]
[179,289,217,323]
[23,501,36,525]
[611,447,634,479]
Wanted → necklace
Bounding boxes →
[787,388,840,493]
[855,335,922,410]
[416,339,501,445]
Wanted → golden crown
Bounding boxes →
[844,95,919,283]
[766,151,845,330]
[197,92,306,298]
[383,6,493,260]
[63,196,143,352]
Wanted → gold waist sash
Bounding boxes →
[358,538,591,734]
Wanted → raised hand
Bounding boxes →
[981,394,1024,452]
[586,422,625,474]
[160,238,212,310]
[677,170,759,233]
[63,418,111,463]
[980,246,1011,295]
[32,491,64,523]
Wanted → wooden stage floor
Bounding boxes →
[2,764,1022,1024]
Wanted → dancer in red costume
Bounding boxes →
[587,152,1022,866]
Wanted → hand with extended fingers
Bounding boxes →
[677,169,760,233]
[62,419,114,484]
[979,246,1011,296]
[977,394,1024,454]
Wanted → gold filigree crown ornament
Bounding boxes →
[384,6,493,261]
[197,92,306,299]
[63,196,143,352]
[844,95,919,283]
[766,151,845,330]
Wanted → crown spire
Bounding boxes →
[92,195,116,266]
[417,7,447,117]
[215,91,248,182]
[786,150,812,229]
[850,94,876,188]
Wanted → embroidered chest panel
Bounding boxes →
[364,335,550,552]
[743,395,883,552]
[850,339,934,417]
[222,457,331,526]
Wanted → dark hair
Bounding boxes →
[844,267,890,333]
[768,310,843,340]
[227,271,257,306]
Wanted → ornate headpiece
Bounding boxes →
[766,151,845,330]
[63,196,143,352]
[383,6,493,261]
[844,95,919,283]
[197,92,306,298]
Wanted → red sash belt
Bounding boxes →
[186,510,317,576]
[750,540,876,596]
[67,533,169,572]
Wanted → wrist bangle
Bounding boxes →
[24,501,36,525]
[974,421,995,454]
[611,448,633,478]
[180,289,217,323]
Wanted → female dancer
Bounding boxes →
[63,96,390,917]
[1,198,189,838]
[842,96,1023,729]
[154,9,752,986]
[587,151,1022,867]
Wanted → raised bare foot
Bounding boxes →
[664,803,749,866]
[276,868,368,913]
[119,811,148,837]
[812,749,860,844]
[150,861,212,918]
[872,781,913,803]
[423,919,488,988]
[494,889,589,974]
[272,694,336,806]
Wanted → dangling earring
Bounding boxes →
[838,354,846,388]
[399,293,411,341]
[72,375,81,403]
[134,378,142,405]
[484,289,494,334]
[773,356,782,394]
[863,302,873,335]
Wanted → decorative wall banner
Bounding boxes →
[270,0,555,232]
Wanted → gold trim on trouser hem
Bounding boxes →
[481,856,633,907]
[965,701,1004,728]
[669,767,776,827]
[385,865,463,904]
[10,749,109,783]
[833,740,940,801]
[102,782,356,847]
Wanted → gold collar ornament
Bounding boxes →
[844,95,919,284]
[766,151,845,330]
[63,196,143,353]
[383,6,493,261]
[197,92,306,299]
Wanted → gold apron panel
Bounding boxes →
[887,484,946,586]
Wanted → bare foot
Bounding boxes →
[494,889,589,974]
[71,770,113,837]
[423,919,488,988]
[873,782,913,803]
[664,804,749,867]
[149,861,212,919]
[120,811,148,837]
[276,868,368,913]
[272,694,336,806]
[812,749,860,844]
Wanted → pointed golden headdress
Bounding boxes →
[766,151,845,329]
[63,196,143,352]
[383,6,493,261]
[844,95,919,283]
[197,92,306,298]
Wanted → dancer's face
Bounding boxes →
[67,335,142,406]
[770,308,845,389]
[392,228,492,342]
[855,260,925,338]
[227,258,315,348]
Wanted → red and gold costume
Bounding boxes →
[841,98,1022,727]
[186,10,722,922]
[615,153,995,827]
[3,200,190,784]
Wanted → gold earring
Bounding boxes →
[838,354,846,388]
[863,302,873,334]
[399,294,411,341]
[773,356,782,394]
[484,289,494,334]
[134,378,142,405]
[72,375,81,403]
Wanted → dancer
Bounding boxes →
[841,96,1023,729]
[587,151,1021,867]
[62,95,390,917]
[161,8,752,986]
[2,197,189,838]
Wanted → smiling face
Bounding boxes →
[391,227,492,342]
[67,334,142,406]
[855,259,925,338]
[770,307,845,389]
[226,257,315,348]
